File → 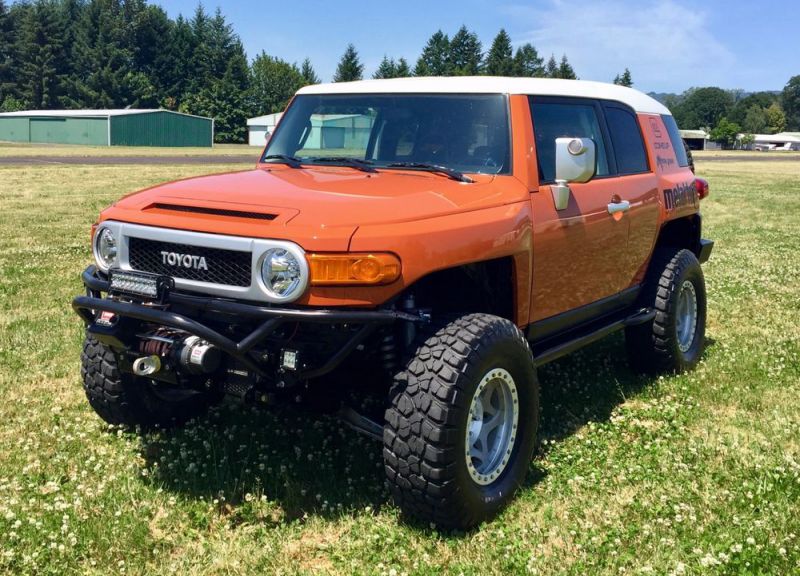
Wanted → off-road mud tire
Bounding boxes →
[626,248,707,373]
[384,313,539,530]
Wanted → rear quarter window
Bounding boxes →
[604,106,649,174]
[661,115,689,167]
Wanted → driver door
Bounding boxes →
[528,97,632,325]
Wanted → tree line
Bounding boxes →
[662,79,800,147]
[0,1,590,142]
[3,1,795,146]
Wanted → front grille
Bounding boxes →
[128,237,251,287]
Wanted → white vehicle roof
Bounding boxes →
[297,76,671,116]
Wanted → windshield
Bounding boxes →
[262,94,511,175]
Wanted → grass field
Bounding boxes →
[0,156,798,575]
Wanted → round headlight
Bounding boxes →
[260,247,305,301]
[94,227,118,270]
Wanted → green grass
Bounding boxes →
[0,158,799,575]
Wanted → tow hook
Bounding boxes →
[132,355,161,376]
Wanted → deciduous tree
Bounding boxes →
[742,104,768,134]
[765,102,786,134]
[671,87,734,129]
[709,117,741,148]
[782,75,800,130]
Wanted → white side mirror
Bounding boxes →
[555,137,596,183]
[551,138,597,210]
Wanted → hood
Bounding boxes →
[101,165,529,251]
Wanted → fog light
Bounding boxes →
[281,349,298,371]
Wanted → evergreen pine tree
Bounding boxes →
[62,0,147,108]
[0,0,12,102]
[557,54,577,79]
[16,0,68,109]
[373,55,397,79]
[414,30,450,76]
[544,54,558,78]
[300,58,319,85]
[449,25,482,75]
[180,8,250,142]
[613,68,633,87]
[395,57,411,78]
[160,15,195,108]
[513,43,543,77]
[483,29,514,76]
[333,44,363,82]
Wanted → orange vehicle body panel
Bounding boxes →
[95,93,696,328]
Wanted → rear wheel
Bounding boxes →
[626,248,707,373]
[81,335,217,428]
[383,313,539,530]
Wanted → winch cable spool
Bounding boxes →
[137,329,220,375]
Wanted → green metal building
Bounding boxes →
[0,109,213,147]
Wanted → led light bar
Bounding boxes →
[110,271,160,298]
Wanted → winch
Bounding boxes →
[135,328,221,376]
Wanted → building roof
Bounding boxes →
[751,132,800,143]
[0,109,210,120]
[297,76,671,115]
[680,129,709,139]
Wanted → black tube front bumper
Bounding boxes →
[73,266,420,380]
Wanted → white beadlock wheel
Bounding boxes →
[465,368,519,485]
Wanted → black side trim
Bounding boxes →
[527,286,640,343]
[533,307,655,367]
[149,203,277,221]
[698,238,714,264]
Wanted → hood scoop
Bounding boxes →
[146,203,277,221]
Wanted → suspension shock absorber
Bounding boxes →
[379,328,398,376]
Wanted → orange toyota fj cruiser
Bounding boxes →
[74,77,712,529]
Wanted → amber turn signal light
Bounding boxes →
[308,253,401,285]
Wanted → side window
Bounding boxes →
[661,115,689,167]
[604,105,649,174]
[529,99,609,183]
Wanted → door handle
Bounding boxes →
[607,200,630,215]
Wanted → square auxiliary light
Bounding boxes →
[109,269,163,299]
[281,349,298,371]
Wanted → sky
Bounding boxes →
[162,0,799,94]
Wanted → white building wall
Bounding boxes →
[248,127,269,147]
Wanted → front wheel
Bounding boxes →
[626,248,707,373]
[383,313,539,530]
[81,335,218,428]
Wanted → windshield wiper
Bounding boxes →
[262,154,303,168]
[385,162,473,183]
[307,157,377,173]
